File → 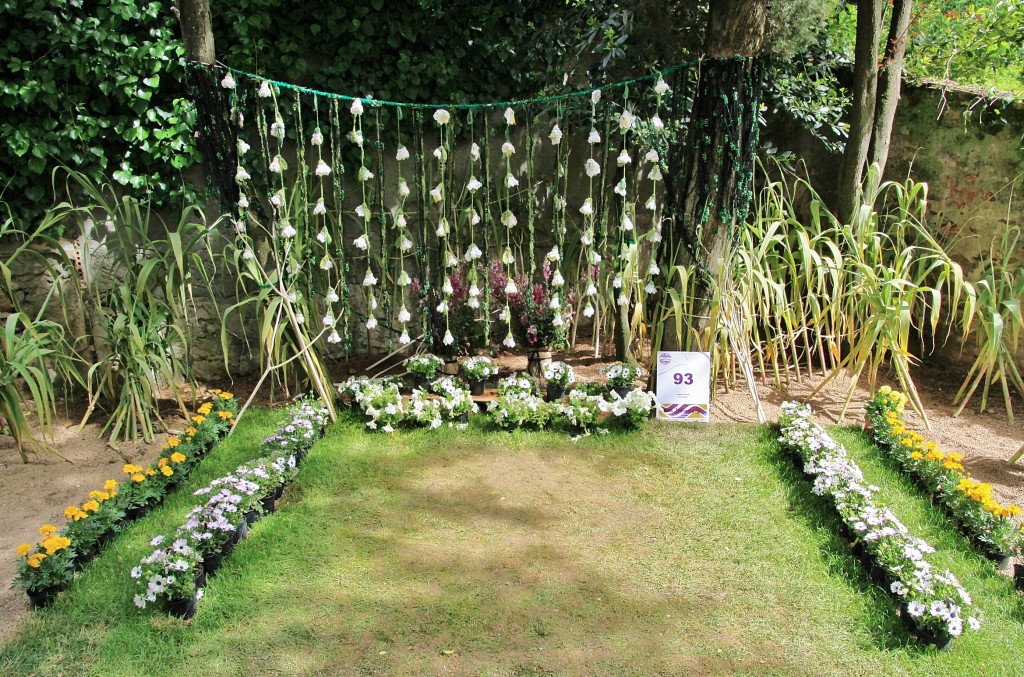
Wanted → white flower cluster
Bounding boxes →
[462,355,498,382]
[543,361,575,388]
[487,390,552,430]
[778,402,981,640]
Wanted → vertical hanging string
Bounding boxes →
[481,113,494,345]
[500,105,517,349]
[432,107,454,349]
[581,89,600,330]
[328,98,351,354]
[614,85,634,316]
[349,97,376,344]
[414,109,431,344]
[596,98,614,347]
[311,94,340,346]
[394,108,413,345]
[643,76,671,325]
[525,106,536,277]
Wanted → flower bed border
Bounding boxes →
[131,396,330,618]
[865,388,1021,560]
[13,391,239,607]
[778,401,981,649]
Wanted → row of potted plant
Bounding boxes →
[13,390,238,608]
[865,387,1022,561]
[131,395,330,619]
[779,401,981,649]
[339,375,478,431]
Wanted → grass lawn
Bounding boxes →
[1,411,1023,675]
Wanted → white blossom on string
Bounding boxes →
[433,109,451,125]
[588,129,601,144]
[315,160,331,176]
[396,145,410,161]
[310,129,323,146]
[549,124,562,145]
[258,81,272,98]
[585,159,601,177]
[504,107,516,125]
[220,72,235,89]
[350,98,364,115]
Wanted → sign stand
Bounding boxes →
[655,351,711,422]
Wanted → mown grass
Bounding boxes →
[1,413,1022,675]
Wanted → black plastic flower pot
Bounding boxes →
[260,494,276,514]
[165,592,198,620]
[544,386,565,403]
[469,380,485,396]
[26,586,60,610]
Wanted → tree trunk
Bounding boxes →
[837,0,884,224]
[657,0,767,352]
[868,0,912,177]
[176,0,237,210]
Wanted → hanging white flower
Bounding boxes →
[503,333,516,348]
[649,263,661,276]
[257,80,272,98]
[310,129,323,146]
[358,167,374,182]
[315,159,331,176]
[498,308,508,321]
[504,107,516,125]
[546,247,560,261]
[585,283,597,296]
[399,330,411,344]
[591,89,601,105]
[269,156,283,173]
[242,248,254,260]
[294,313,305,325]
[468,283,480,297]
[581,232,593,247]
[220,72,236,89]
[617,149,632,166]
[467,296,480,309]
[328,330,342,344]
[467,177,482,192]
[397,270,410,286]
[366,316,377,330]
[446,251,458,267]
[501,210,517,228]
[614,178,627,196]
[313,198,327,216]
[470,142,481,161]
[506,173,519,188]
[396,213,407,228]
[501,141,515,157]
[612,275,623,289]
[651,115,665,131]
[549,124,562,145]
[617,293,629,306]
[270,191,283,207]
[430,184,443,203]
[398,178,410,197]
[238,193,249,208]
[369,295,378,310]
[238,139,250,155]
[645,281,658,295]
[554,196,567,211]
[363,270,377,286]
[579,198,594,216]
[353,235,368,250]
[433,108,451,125]
[584,158,601,177]
[654,78,671,95]
[648,166,662,181]
[398,306,411,322]
[436,300,448,314]
[432,146,443,161]
[469,209,481,225]
[443,330,455,346]
[504,279,518,294]
[327,289,340,303]
[652,229,663,243]
[320,256,333,270]
[501,248,515,265]
[588,128,601,144]
[442,277,454,295]
[583,303,595,318]
[552,270,564,287]
[644,149,660,163]
[590,251,602,264]
[316,228,329,244]
[349,130,364,147]
[233,219,246,234]
[549,296,560,310]
[552,315,564,327]
[436,217,449,236]
[350,98,364,116]
[400,237,414,252]
[323,313,335,327]
[355,204,368,219]
[621,215,633,231]
[280,223,296,238]
[464,244,482,260]
[619,110,636,130]
[235,166,251,182]
[271,120,285,139]
[646,195,657,211]
[396,145,410,161]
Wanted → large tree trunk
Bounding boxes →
[656,0,767,351]
[868,0,912,177]
[837,0,884,224]
[176,0,237,209]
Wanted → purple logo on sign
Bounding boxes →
[658,352,671,365]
